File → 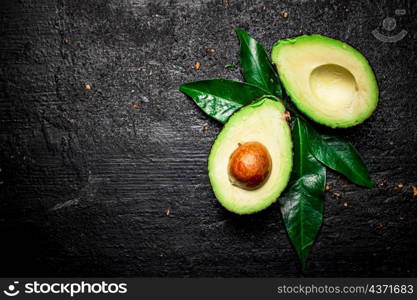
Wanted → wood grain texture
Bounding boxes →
[0,0,416,277]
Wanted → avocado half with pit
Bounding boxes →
[271,35,379,128]
[208,98,292,215]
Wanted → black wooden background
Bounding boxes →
[1,0,416,277]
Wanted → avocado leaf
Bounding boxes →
[179,79,268,123]
[280,116,326,271]
[306,123,373,188]
[235,28,283,98]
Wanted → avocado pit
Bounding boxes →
[228,141,272,190]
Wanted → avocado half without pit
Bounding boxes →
[271,34,379,128]
[208,98,292,215]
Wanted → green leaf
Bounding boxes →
[305,123,373,188]
[179,79,268,123]
[280,117,326,271]
[235,28,282,98]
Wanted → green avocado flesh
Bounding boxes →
[208,98,292,215]
[271,35,379,128]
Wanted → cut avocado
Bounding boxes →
[208,98,292,214]
[271,35,378,128]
